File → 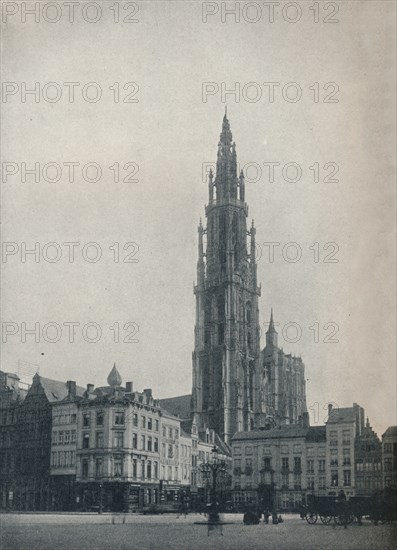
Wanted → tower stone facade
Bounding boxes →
[192,114,308,444]
[258,310,307,428]
[192,114,261,444]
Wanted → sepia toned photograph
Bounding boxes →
[0,1,396,548]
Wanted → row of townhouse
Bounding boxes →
[231,405,394,512]
[0,366,231,512]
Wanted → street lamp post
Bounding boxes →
[200,445,227,524]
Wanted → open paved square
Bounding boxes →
[1,513,396,550]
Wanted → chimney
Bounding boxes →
[144,388,153,398]
[86,383,94,393]
[302,412,310,428]
[328,404,333,417]
[67,380,76,397]
[126,382,133,393]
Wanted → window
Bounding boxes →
[83,413,90,428]
[96,432,104,448]
[319,459,325,472]
[293,444,302,453]
[330,449,338,466]
[141,459,145,479]
[263,446,271,455]
[132,458,137,477]
[162,426,166,437]
[148,418,153,430]
[114,457,123,477]
[147,460,152,479]
[384,458,392,472]
[59,431,64,444]
[168,444,173,458]
[71,430,76,443]
[96,412,104,426]
[319,476,326,490]
[52,431,58,445]
[51,452,56,466]
[307,460,314,474]
[133,414,138,427]
[114,432,124,448]
[245,446,253,455]
[154,438,159,452]
[154,461,158,479]
[147,437,152,452]
[282,458,289,471]
[168,428,173,438]
[82,458,89,479]
[167,465,172,480]
[71,451,75,466]
[83,433,90,449]
[281,445,289,454]
[331,471,338,487]
[343,470,351,486]
[71,413,77,423]
[175,429,179,438]
[141,416,146,429]
[294,457,301,472]
[115,412,125,425]
[141,435,145,450]
[263,457,271,470]
[307,477,315,490]
[155,419,159,432]
[95,458,102,478]
[64,430,70,444]
[342,429,351,446]
[384,443,392,453]
[132,433,137,449]
[343,448,351,465]
[329,430,338,446]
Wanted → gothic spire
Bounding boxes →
[214,112,238,202]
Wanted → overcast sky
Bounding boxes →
[1,1,396,436]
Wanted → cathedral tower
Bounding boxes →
[192,113,261,444]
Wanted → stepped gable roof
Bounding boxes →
[159,394,191,419]
[305,426,326,442]
[327,407,357,424]
[382,426,397,438]
[232,424,309,441]
[35,375,85,402]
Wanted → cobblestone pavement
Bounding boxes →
[1,513,396,550]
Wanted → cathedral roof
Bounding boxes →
[159,394,191,419]
[107,363,122,386]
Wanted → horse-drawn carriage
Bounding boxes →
[303,495,355,525]
[302,489,397,526]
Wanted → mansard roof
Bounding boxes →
[232,425,309,441]
[305,426,326,442]
[159,394,192,420]
[327,407,357,424]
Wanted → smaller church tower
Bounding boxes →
[266,308,278,348]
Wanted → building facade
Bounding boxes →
[231,403,384,511]
[382,426,397,489]
[0,372,28,510]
